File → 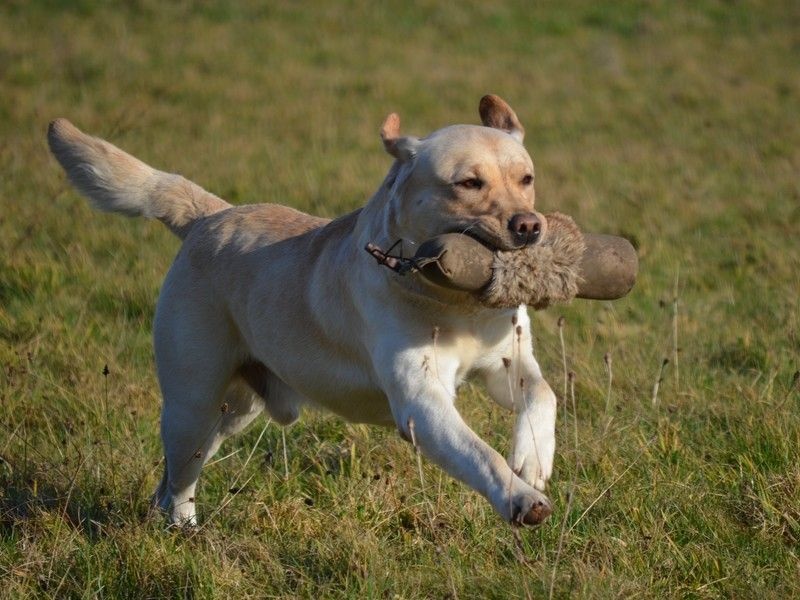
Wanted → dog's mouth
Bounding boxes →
[444,226,514,253]
[463,230,497,251]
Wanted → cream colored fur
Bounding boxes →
[47,96,558,527]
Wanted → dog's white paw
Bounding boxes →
[512,452,552,492]
[510,435,554,492]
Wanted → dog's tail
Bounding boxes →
[47,118,231,239]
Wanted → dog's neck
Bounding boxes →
[354,163,402,249]
[350,168,502,316]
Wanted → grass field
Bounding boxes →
[1,1,799,597]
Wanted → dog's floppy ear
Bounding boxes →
[381,113,420,162]
[479,94,525,143]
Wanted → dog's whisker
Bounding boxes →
[457,221,482,236]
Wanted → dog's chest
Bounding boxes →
[426,323,508,386]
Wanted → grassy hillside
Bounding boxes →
[1,1,798,597]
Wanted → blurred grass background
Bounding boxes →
[1,1,799,597]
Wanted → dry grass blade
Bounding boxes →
[549,371,579,600]
[101,364,117,499]
[672,269,680,390]
[651,358,669,407]
[558,316,568,426]
[281,428,289,481]
[565,447,647,537]
[604,352,613,414]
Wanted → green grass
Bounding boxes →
[2,0,799,597]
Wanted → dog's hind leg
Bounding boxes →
[157,367,302,525]
[153,278,248,525]
[238,360,302,426]
[159,378,270,526]
[151,463,171,513]
[218,378,268,437]
[158,374,234,526]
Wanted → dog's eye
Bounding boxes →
[458,177,484,190]
[521,174,533,186]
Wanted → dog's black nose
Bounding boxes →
[508,213,542,246]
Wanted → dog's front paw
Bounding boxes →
[509,487,553,526]
[512,454,551,492]
[510,441,554,492]
[508,389,556,492]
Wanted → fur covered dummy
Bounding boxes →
[480,212,585,310]
[399,212,637,309]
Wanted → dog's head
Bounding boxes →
[379,95,546,253]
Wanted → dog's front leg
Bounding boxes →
[481,315,557,492]
[378,348,552,526]
[509,374,557,491]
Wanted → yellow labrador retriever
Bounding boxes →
[48,95,557,527]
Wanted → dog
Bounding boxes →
[48,95,557,527]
